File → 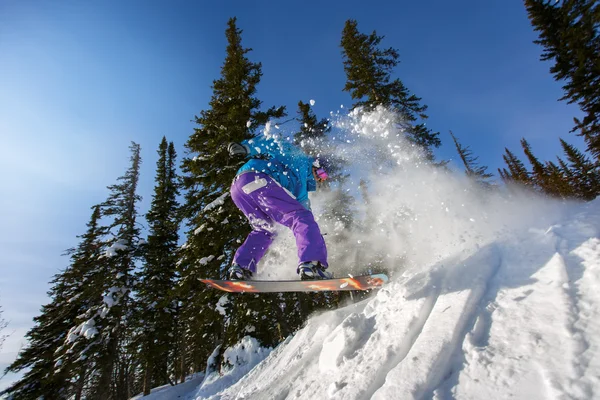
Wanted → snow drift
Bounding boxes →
[141,108,600,399]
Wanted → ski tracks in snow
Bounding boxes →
[451,202,600,400]
[368,246,502,400]
[546,205,600,398]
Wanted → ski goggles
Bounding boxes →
[315,168,329,181]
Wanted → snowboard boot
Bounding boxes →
[226,264,253,281]
[297,261,333,280]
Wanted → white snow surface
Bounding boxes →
[141,107,600,399]
[130,374,205,400]
[138,199,600,400]
[195,337,272,399]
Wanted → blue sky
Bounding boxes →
[0,0,585,389]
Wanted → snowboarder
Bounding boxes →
[226,135,332,281]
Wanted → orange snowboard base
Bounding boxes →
[200,273,389,293]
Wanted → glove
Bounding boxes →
[228,142,248,157]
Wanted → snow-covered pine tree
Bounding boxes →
[3,205,108,400]
[340,19,441,160]
[178,17,286,375]
[71,141,143,399]
[135,137,180,395]
[449,131,494,187]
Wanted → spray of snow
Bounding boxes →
[208,107,596,400]
[256,106,564,280]
[142,107,599,399]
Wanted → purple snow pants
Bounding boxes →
[231,171,328,272]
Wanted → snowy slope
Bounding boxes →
[141,198,599,400]
[137,108,600,399]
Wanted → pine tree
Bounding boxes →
[559,138,600,199]
[497,167,511,183]
[500,147,532,186]
[80,142,143,399]
[520,138,576,198]
[178,17,286,376]
[525,0,600,160]
[449,131,494,187]
[295,100,344,191]
[136,137,180,394]
[294,100,330,158]
[557,155,576,183]
[521,138,551,190]
[3,206,108,400]
[340,19,441,159]
[545,159,576,197]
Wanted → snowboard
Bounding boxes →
[199,273,389,293]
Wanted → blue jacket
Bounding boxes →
[236,136,317,209]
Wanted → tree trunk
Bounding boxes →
[95,337,118,400]
[143,358,152,395]
[74,365,87,400]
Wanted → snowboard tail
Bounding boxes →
[199,273,389,293]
